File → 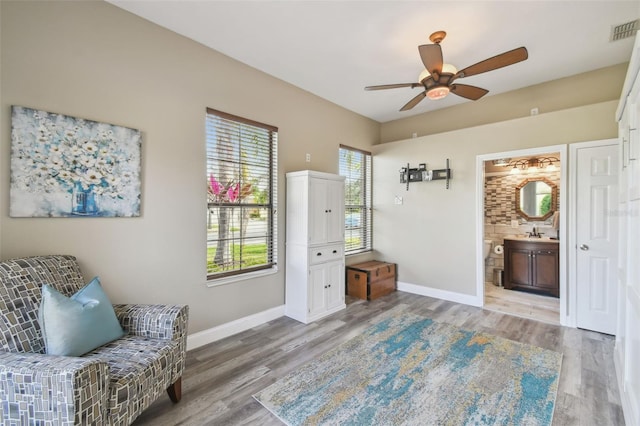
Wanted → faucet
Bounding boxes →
[528,226,544,238]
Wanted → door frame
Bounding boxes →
[476,144,568,325]
[568,138,618,329]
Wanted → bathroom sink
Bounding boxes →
[504,236,559,243]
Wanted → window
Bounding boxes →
[206,108,277,280]
[339,145,372,254]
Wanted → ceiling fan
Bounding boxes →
[365,31,528,111]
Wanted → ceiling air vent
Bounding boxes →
[611,19,639,41]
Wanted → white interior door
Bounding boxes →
[576,143,619,334]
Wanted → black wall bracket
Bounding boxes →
[400,159,452,190]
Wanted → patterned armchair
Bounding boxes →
[0,255,189,425]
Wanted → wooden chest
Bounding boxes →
[346,261,396,301]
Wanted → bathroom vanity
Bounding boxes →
[503,237,559,297]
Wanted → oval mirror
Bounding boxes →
[515,178,557,221]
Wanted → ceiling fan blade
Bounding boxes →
[450,84,489,100]
[400,92,426,111]
[365,83,419,91]
[418,44,443,75]
[455,47,528,79]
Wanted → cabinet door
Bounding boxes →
[325,261,344,310]
[533,249,559,295]
[508,248,533,287]
[325,179,345,243]
[308,264,327,318]
[308,178,329,244]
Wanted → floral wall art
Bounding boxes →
[10,106,142,217]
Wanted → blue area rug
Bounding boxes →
[254,312,562,425]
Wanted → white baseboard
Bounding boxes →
[187,284,480,351]
[187,305,285,351]
[398,281,482,307]
[615,343,638,426]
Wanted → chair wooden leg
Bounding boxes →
[167,377,182,403]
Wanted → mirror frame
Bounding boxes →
[515,177,557,221]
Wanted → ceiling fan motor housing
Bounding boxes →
[364,32,528,111]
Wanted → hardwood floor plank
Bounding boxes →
[552,393,581,425]
[484,281,560,325]
[132,291,624,425]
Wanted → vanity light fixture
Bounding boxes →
[492,158,511,166]
[527,158,540,172]
[538,157,559,171]
[508,159,529,174]
[503,156,559,173]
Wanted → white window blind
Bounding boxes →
[339,145,372,254]
[206,108,277,279]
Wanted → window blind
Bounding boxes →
[339,145,372,254]
[206,108,278,279]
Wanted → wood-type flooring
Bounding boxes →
[484,281,561,325]
[133,291,624,426]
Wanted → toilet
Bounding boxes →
[483,239,492,260]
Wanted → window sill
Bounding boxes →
[346,249,373,257]
[206,266,279,288]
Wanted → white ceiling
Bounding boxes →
[109,1,639,123]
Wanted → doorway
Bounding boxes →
[476,145,568,325]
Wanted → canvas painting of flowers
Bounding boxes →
[10,106,141,217]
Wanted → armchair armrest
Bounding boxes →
[0,351,109,425]
[112,304,188,341]
[112,304,189,383]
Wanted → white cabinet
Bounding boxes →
[615,32,640,426]
[309,260,343,318]
[285,171,346,324]
[308,177,345,244]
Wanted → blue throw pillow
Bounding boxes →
[38,277,125,356]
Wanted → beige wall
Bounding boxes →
[380,63,627,143]
[0,1,379,333]
[371,100,618,295]
[0,1,626,336]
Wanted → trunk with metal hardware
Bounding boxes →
[346,261,396,301]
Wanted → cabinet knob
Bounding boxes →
[317,252,322,256]
[580,244,589,251]
[332,250,337,254]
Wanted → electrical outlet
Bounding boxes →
[394,196,403,205]
[511,219,519,228]
[305,153,311,162]
[530,107,539,116]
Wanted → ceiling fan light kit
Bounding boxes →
[365,31,528,111]
[426,86,450,100]
[418,63,458,83]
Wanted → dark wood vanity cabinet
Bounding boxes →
[504,239,559,297]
